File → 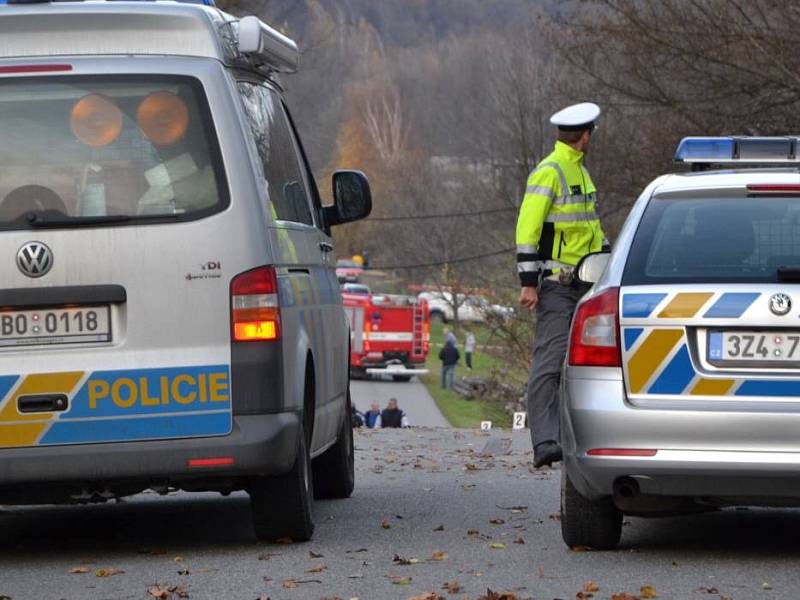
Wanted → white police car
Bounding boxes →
[562,136,800,549]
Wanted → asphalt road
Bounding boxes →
[351,377,450,427]
[2,428,800,600]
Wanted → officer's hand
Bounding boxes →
[519,286,538,311]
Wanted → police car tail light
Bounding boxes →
[568,287,621,367]
[231,266,280,342]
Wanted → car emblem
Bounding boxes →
[16,241,53,278]
[769,293,792,316]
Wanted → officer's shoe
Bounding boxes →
[533,440,563,468]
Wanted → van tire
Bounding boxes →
[561,469,621,550]
[249,423,314,542]
[312,390,355,499]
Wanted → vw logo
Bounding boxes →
[769,293,792,316]
[16,241,53,278]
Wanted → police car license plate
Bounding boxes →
[0,306,111,347]
[708,331,800,363]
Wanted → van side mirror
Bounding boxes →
[324,171,372,227]
[576,251,611,284]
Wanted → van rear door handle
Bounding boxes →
[319,241,334,253]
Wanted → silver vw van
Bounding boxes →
[0,0,370,541]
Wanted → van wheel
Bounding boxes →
[561,469,621,550]
[312,390,355,499]
[249,424,314,542]
[392,375,412,382]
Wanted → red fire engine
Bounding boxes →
[342,292,430,381]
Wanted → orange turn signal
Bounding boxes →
[70,94,123,147]
[137,91,189,146]
[234,320,278,341]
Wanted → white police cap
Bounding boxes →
[550,102,601,132]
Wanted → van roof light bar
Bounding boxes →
[237,15,298,74]
[674,136,800,167]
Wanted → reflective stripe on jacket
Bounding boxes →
[515,141,609,287]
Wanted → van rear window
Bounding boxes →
[0,75,226,228]
[623,196,800,284]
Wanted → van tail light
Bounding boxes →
[568,287,621,367]
[231,266,280,342]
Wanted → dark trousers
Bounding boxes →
[526,280,588,449]
[465,352,473,369]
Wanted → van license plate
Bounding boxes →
[709,331,800,363]
[0,306,111,347]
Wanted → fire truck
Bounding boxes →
[342,292,430,381]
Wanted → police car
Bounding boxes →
[0,0,371,541]
[562,137,800,549]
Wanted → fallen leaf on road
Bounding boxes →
[258,553,281,561]
[583,581,600,592]
[95,568,124,577]
[476,590,518,600]
[346,548,368,554]
[610,594,640,600]
[489,542,506,549]
[407,593,444,600]
[442,581,462,593]
[282,580,298,589]
[496,505,528,511]
[69,567,89,574]
[549,512,561,520]
[391,577,413,586]
[570,545,593,552]
[306,564,327,573]
[430,551,448,561]
[489,518,505,525]
[513,537,525,545]
[433,525,445,532]
[694,587,719,594]
[309,550,324,558]
[640,585,657,598]
[576,593,594,600]
[763,582,773,590]
[393,554,421,565]
[381,520,392,529]
[177,569,190,576]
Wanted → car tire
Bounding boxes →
[392,375,412,382]
[312,390,356,499]
[560,469,622,550]
[249,423,315,542]
[430,311,446,324]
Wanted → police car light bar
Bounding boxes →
[237,15,298,74]
[674,136,800,164]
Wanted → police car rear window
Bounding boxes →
[623,197,800,284]
[0,75,227,228]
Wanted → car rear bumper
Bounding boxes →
[563,366,800,502]
[0,412,300,490]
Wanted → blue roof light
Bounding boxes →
[674,137,735,163]
[674,136,800,165]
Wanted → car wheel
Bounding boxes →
[249,423,315,542]
[312,390,356,499]
[430,311,445,324]
[391,375,412,382]
[560,469,621,550]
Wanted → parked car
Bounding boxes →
[562,136,800,549]
[417,291,513,323]
[336,259,363,283]
[0,0,370,542]
[341,283,371,295]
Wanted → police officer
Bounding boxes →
[516,102,610,468]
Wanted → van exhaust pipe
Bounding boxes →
[613,476,640,502]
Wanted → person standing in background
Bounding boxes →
[464,330,476,371]
[439,336,460,390]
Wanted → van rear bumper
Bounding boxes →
[0,413,299,491]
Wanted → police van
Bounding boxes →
[563,137,800,549]
[0,0,370,541]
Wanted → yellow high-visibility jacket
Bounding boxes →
[515,141,609,287]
